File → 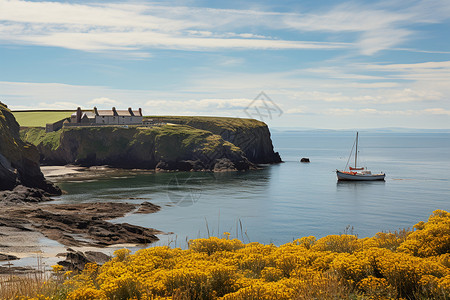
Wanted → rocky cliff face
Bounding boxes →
[0,102,60,194]
[150,116,282,164]
[22,125,254,172]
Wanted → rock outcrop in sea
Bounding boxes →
[0,102,60,194]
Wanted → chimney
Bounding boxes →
[128,107,134,116]
[112,107,118,116]
[76,107,82,123]
[94,106,99,116]
[138,108,142,116]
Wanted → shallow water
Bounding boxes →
[54,131,450,247]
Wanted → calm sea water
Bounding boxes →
[55,131,450,246]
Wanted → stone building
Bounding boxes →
[70,107,143,125]
[46,107,144,132]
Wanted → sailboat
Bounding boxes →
[336,132,385,181]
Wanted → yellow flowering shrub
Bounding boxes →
[221,279,295,300]
[357,276,396,298]
[67,287,106,300]
[362,229,410,251]
[189,236,244,255]
[14,210,450,299]
[312,234,361,253]
[398,210,450,257]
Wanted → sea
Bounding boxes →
[54,130,450,248]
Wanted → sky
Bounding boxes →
[0,0,449,129]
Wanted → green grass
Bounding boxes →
[12,111,75,127]
[21,124,241,163]
[21,127,61,151]
[146,116,266,131]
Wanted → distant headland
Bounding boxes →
[15,107,282,172]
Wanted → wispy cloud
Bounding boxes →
[88,97,121,106]
[2,0,448,55]
[0,0,348,53]
[324,108,450,116]
[144,98,252,115]
[425,108,450,116]
[283,0,450,55]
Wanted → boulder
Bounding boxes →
[0,185,52,205]
[58,249,111,271]
[213,158,238,172]
[0,253,19,261]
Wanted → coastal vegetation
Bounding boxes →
[150,116,268,132]
[2,209,449,299]
[149,116,281,164]
[20,125,248,170]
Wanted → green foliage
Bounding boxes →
[21,127,61,151]
[147,116,266,131]
[20,124,243,164]
[1,104,40,165]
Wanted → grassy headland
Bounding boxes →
[20,124,245,169]
[146,116,282,164]
[2,210,449,299]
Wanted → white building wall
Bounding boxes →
[95,115,142,125]
[95,116,118,124]
[129,116,143,124]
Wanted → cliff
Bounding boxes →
[21,124,255,171]
[148,116,282,164]
[0,102,60,194]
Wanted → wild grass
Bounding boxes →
[146,116,266,132]
[20,128,62,151]
[12,111,74,127]
[0,259,68,300]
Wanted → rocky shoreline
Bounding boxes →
[0,184,163,274]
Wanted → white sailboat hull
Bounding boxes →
[336,170,385,181]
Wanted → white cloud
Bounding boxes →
[0,0,348,53]
[323,108,450,117]
[285,107,306,114]
[4,0,448,55]
[144,98,253,114]
[10,101,82,110]
[88,97,121,106]
[364,61,450,71]
[283,1,450,55]
[425,108,450,115]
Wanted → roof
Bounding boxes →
[82,112,96,118]
[97,110,142,117]
[71,108,143,117]
[71,111,96,118]
[116,110,133,117]
[96,110,115,116]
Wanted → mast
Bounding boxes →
[355,132,358,168]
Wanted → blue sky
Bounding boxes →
[0,0,449,129]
